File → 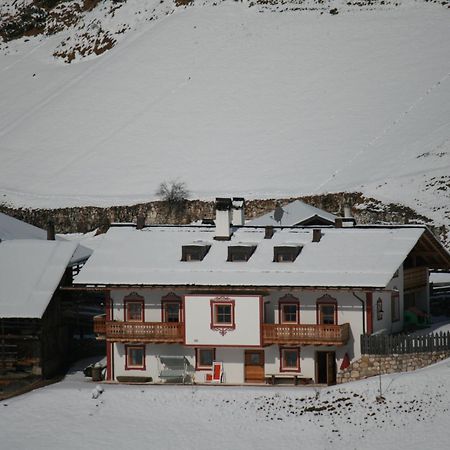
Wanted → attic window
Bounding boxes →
[181,244,211,261]
[227,245,257,262]
[273,245,303,262]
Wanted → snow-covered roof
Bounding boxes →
[0,239,78,318]
[0,212,92,264]
[246,200,336,227]
[74,225,428,289]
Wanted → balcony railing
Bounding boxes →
[93,315,106,336]
[93,315,184,343]
[263,323,350,346]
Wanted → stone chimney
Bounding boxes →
[214,198,233,240]
[47,220,55,241]
[231,197,245,226]
[136,215,145,230]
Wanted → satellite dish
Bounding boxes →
[273,205,284,224]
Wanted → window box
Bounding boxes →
[125,345,146,370]
[280,347,300,372]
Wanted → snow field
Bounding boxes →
[1,356,450,450]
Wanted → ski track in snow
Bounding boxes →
[314,70,450,194]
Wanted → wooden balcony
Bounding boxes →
[93,315,106,336]
[93,316,184,343]
[262,323,350,346]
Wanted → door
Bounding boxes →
[316,351,336,385]
[244,350,265,383]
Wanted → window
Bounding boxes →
[280,347,300,372]
[391,291,400,322]
[227,245,256,262]
[124,293,145,322]
[195,348,215,370]
[377,297,384,321]
[210,298,235,330]
[181,244,211,261]
[279,295,300,324]
[273,246,302,262]
[161,293,182,322]
[125,345,145,370]
[316,295,337,325]
[163,302,181,322]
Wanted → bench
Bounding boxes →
[265,374,313,386]
[159,356,194,384]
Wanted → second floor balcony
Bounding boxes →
[93,315,350,346]
[262,323,350,346]
[93,315,184,343]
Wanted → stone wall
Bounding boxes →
[337,351,450,384]
[2,191,445,241]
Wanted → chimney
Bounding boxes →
[214,198,232,240]
[344,204,352,218]
[47,220,55,241]
[334,217,343,228]
[341,204,356,227]
[312,228,322,243]
[231,197,245,226]
[264,226,274,239]
[136,215,145,230]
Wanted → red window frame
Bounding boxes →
[125,344,146,370]
[195,348,216,370]
[278,295,300,324]
[210,299,236,330]
[316,295,338,325]
[124,293,145,322]
[161,293,183,323]
[280,347,301,372]
[391,291,400,322]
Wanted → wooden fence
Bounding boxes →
[361,331,450,355]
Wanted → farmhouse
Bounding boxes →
[0,213,91,379]
[73,199,450,385]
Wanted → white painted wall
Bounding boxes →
[184,295,261,346]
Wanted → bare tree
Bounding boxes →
[156,180,189,216]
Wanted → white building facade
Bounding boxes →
[77,199,450,385]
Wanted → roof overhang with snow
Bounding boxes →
[0,239,77,318]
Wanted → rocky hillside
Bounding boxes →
[1,0,449,240]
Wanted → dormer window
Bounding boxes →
[227,244,257,262]
[181,243,211,261]
[273,245,302,262]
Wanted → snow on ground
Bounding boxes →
[0,1,449,227]
[1,357,450,449]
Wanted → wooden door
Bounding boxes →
[326,352,336,385]
[244,350,265,383]
[316,351,336,385]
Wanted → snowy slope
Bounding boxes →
[1,355,450,450]
[0,1,449,226]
